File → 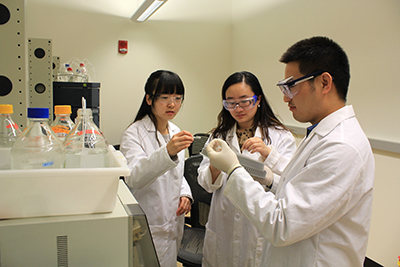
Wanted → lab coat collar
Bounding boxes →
[280,105,356,187]
[311,105,355,138]
[142,115,157,132]
[226,123,263,153]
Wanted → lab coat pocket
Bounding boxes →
[202,226,218,266]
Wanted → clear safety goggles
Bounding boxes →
[276,71,324,99]
[156,94,183,105]
[223,95,258,111]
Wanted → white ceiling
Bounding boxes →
[29,0,233,21]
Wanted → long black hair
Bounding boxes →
[212,71,288,144]
[131,70,185,143]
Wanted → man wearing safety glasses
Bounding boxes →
[204,36,375,267]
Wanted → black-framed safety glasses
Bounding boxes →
[276,71,325,99]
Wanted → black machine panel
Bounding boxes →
[53,82,100,127]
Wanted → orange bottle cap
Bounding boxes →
[54,105,72,114]
[0,104,13,114]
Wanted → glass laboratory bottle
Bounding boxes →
[11,108,65,169]
[64,108,109,168]
[0,104,22,170]
[57,63,71,82]
[66,67,74,82]
[76,63,88,82]
[51,105,75,141]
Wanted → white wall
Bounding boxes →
[26,0,232,145]
[25,0,400,265]
[231,0,400,145]
[231,0,400,266]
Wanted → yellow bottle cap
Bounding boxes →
[54,105,72,114]
[0,104,13,114]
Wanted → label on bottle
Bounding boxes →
[77,129,101,136]
[52,125,70,134]
[42,161,54,167]
[6,122,19,130]
[52,125,71,139]
[65,152,107,168]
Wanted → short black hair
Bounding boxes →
[280,36,350,102]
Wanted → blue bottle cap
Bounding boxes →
[27,108,49,118]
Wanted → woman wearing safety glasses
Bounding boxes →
[197,71,296,267]
[120,70,194,267]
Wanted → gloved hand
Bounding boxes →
[252,165,274,188]
[206,139,241,175]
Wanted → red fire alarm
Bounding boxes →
[118,40,128,54]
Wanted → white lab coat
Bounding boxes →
[198,125,296,267]
[120,115,192,267]
[224,106,375,267]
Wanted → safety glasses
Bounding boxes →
[276,71,324,99]
[156,94,183,105]
[223,95,258,111]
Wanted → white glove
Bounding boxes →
[206,139,241,175]
[252,165,274,188]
